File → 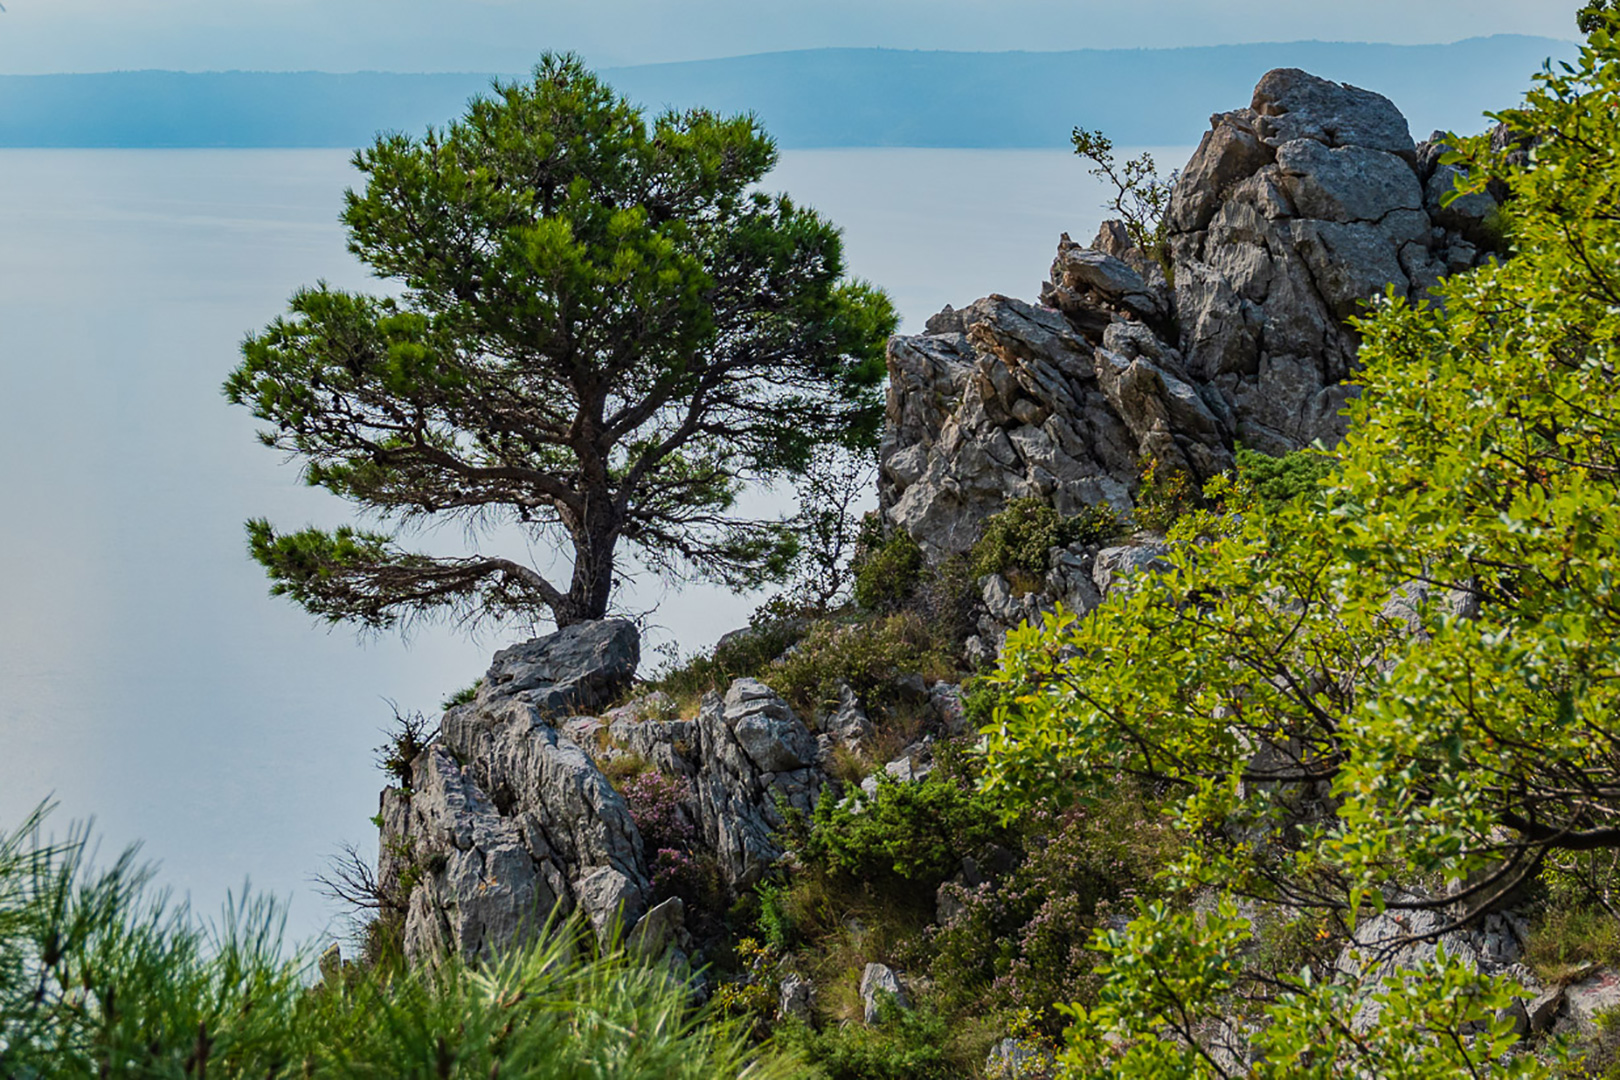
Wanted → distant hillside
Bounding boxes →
[0,37,1578,150]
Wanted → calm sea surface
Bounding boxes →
[0,146,1188,946]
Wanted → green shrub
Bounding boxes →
[1131,457,1200,533]
[440,679,482,710]
[778,1001,961,1080]
[764,612,957,719]
[375,708,435,789]
[1234,446,1336,512]
[960,676,1004,732]
[649,616,810,701]
[927,785,1183,1034]
[755,879,799,951]
[853,529,925,612]
[799,771,1009,892]
[969,497,1122,582]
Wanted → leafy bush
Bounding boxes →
[1234,446,1336,513]
[853,527,925,612]
[799,771,1009,892]
[960,676,1003,732]
[928,789,1181,1034]
[375,707,436,789]
[440,679,482,710]
[778,1000,961,1080]
[969,497,1121,582]
[765,612,956,719]
[755,879,799,951]
[1070,127,1178,283]
[1130,457,1199,533]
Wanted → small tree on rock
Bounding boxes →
[226,55,896,631]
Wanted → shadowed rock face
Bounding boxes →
[881,66,1500,554]
[379,621,649,965]
[378,623,832,967]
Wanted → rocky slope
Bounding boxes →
[371,65,1599,1071]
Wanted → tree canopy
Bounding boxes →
[981,16,1620,1077]
[225,54,896,631]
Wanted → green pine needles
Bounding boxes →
[0,807,797,1078]
[226,53,896,634]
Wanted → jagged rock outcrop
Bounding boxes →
[380,620,650,963]
[381,624,836,966]
[880,294,1231,558]
[881,67,1500,553]
[1170,68,1500,454]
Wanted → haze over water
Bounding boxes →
[0,146,1149,946]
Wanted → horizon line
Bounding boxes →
[0,33,1577,80]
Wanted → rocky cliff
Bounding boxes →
[880,67,1501,558]
[376,67,1505,981]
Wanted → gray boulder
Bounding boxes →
[860,962,910,1024]
[1555,968,1620,1039]
[689,684,822,888]
[725,678,817,773]
[475,619,640,715]
[1249,67,1416,160]
[1092,542,1172,596]
[1166,69,1486,454]
[779,972,815,1023]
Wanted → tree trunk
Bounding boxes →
[555,520,618,628]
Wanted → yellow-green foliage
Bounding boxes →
[979,22,1620,1075]
[968,497,1122,582]
[764,611,957,719]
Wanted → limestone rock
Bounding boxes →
[1045,543,1102,616]
[1092,542,1171,596]
[879,294,1153,559]
[860,962,910,1024]
[1333,903,1528,1033]
[1046,239,1170,331]
[986,1037,1050,1078]
[779,972,815,1023]
[475,619,640,715]
[690,685,822,889]
[826,682,876,751]
[389,745,571,965]
[1168,70,1442,453]
[1249,67,1415,160]
[385,662,833,966]
[725,678,816,774]
[1556,967,1620,1039]
[629,896,687,962]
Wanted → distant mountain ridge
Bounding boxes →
[0,36,1578,150]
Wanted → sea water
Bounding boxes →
[0,146,1188,946]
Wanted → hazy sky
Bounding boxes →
[0,0,1579,74]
